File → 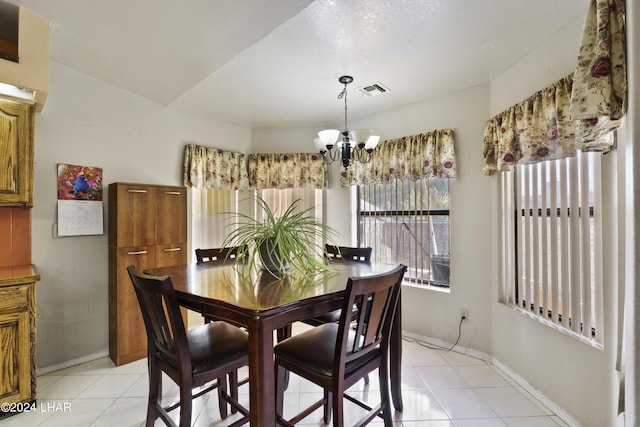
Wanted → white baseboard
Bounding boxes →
[402,331,582,427]
[38,349,110,375]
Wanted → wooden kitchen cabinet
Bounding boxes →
[0,100,35,207]
[0,265,40,419]
[108,183,187,366]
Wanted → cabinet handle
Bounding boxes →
[163,191,182,195]
[163,247,182,252]
[127,250,148,255]
[127,189,147,193]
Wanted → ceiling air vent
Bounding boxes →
[357,81,389,97]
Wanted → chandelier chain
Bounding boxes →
[341,84,348,133]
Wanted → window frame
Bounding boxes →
[357,177,451,289]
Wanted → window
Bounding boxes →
[190,188,239,262]
[502,151,603,344]
[358,177,450,288]
[257,187,325,253]
[191,187,324,264]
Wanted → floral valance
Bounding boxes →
[482,73,620,176]
[570,0,626,124]
[483,0,626,176]
[340,129,456,186]
[183,144,249,190]
[248,153,327,189]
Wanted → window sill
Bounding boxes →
[510,304,604,350]
[402,280,450,294]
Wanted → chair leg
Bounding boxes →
[218,375,229,419]
[146,360,162,427]
[228,370,239,414]
[179,383,193,427]
[276,325,292,389]
[323,390,332,424]
[275,363,287,418]
[331,389,345,427]
[378,366,393,427]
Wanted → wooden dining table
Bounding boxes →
[144,261,404,427]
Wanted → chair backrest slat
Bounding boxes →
[325,244,372,263]
[195,247,244,265]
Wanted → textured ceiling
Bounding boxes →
[5,0,589,127]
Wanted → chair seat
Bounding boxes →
[274,323,380,378]
[179,322,249,376]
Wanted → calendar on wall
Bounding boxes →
[56,164,104,236]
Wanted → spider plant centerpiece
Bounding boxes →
[222,196,339,277]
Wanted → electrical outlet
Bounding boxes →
[460,308,469,321]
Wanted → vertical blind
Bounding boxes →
[506,151,603,343]
[190,189,238,263]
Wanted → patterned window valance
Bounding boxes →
[483,0,626,176]
[183,144,249,190]
[570,0,626,123]
[340,129,456,186]
[482,73,621,176]
[248,153,327,189]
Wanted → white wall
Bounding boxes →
[625,1,640,424]
[33,61,251,369]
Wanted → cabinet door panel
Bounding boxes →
[156,187,186,245]
[155,244,187,268]
[0,101,34,207]
[109,247,155,365]
[111,184,157,247]
[0,311,30,403]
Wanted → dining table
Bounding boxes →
[144,261,404,427]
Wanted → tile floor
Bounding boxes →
[0,336,571,427]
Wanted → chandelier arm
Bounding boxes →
[361,149,372,163]
[326,146,339,163]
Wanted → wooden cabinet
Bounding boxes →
[108,183,187,366]
[0,100,34,207]
[0,265,39,419]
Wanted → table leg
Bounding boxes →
[390,289,403,411]
[247,321,276,426]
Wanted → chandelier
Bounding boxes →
[313,75,380,168]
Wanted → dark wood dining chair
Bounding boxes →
[301,245,372,327]
[127,266,250,427]
[274,264,407,427]
[324,244,372,264]
[195,246,244,264]
[195,246,250,396]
